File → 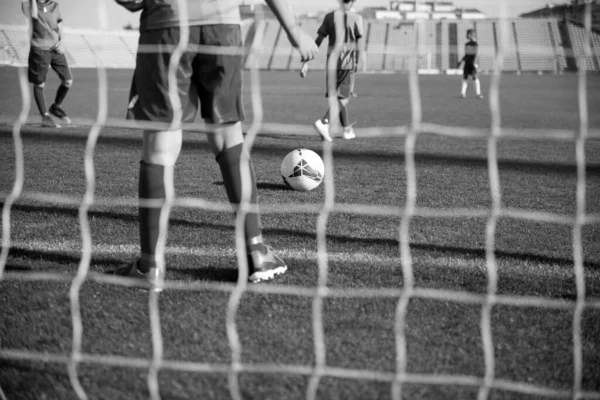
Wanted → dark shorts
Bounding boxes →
[127,25,244,126]
[463,66,478,80]
[28,47,72,85]
[325,69,355,99]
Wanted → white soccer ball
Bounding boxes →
[280,148,324,192]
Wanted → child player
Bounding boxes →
[301,0,364,141]
[113,0,317,284]
[21,0,73,127]
[457,29,483,99]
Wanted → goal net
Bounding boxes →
[1,1,599,400]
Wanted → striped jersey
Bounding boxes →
[22,0,62,50]
[134,0,241,32]
[317,9,364,70]
[463,39,478,68]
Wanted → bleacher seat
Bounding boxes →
[269,24,293,70]
[418,20,437,70]
[384,23,415,71]
[2,26,29,65]
[366,21,387,71]
[567,22,598,71]
[514,19,557,71]
[471,20,495,71]
[549,20,568,71]
[1,19,598,74]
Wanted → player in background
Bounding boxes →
[114,0,317,284]
[457,29,483,99]
[21,0,73,128]
[300,0,364,141]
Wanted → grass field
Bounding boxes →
[1,66,600,400]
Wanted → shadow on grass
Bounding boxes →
[5,232,599,273]
[213,180,291,191]
[3,127,599,177]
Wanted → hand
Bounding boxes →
[474,63,479,69]
[300,62,308,78]
[52,41,65,54]
[289,28,318,63]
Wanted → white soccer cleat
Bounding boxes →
[342,126,356,140]
[248,246,287,283]
[313,119,332,142]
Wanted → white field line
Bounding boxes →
[7,240,598,279]
[9,239,399,266]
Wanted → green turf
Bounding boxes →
[1,68,600,400]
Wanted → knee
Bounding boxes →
[62,79,73,88]
[142,129,182,166]
[34,82,45,88]
[340,98,350,106]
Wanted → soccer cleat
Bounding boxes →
[49,104,72,124]
[313,119,332,142]
[477,94,484,99]
[113,259,163,291]
[460,93,466,99]
[248,246,287,283]
[342,126,356,140]
[41,114,61,128]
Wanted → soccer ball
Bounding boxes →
[280,148,324,192]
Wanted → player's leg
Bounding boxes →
[461,69,468,98]
[313,68,333,141]
[473,72,483,99]
[138,129,182,273]
[28,47,59,127]
[337,70,355,140]
[49,52,73,124]
[114,27,193,284]
[198,24,286,282]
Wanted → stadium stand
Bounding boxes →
[472,20,496,71]
[366,21,387,71]
[269,24,294,70]
[418,20,438,71]
[440,20,450,71]
[567,22,600,71]
[0,19,597,73]
[83,31,136,68]
[549,20,568,71]
[2,25,30,65]
[514,19,558,71]
[384,22,415,71]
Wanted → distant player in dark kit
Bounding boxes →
[21,0,73,127]
[457,29,483,99]
[301,0,364,141]
[113,0,317,285]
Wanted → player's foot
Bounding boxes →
[342,126,356,140]
[49,104,72,124]
[313,119,332,142]
[248,245,287,283]
[113,259,163,291]
[41,113,61,128]
[477,94,484,99]
[460,93,466,99]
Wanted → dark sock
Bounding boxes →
[54,84,70,106]
[216,143,264,250]
[339,101,348,127]
[139,161,166,272]
[33,86,47,115]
